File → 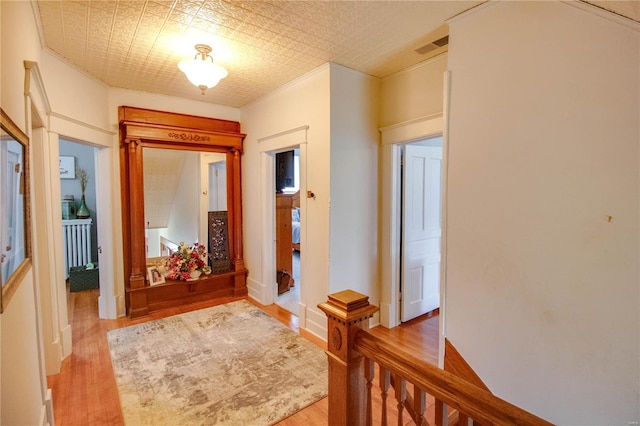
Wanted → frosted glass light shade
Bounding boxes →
[178,58,228,94]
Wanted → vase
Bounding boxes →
[188,270,202,281]
[76,195,90,219]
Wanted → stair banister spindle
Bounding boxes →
[393,373,406,426]
[365,358,374,426]
[380,366,390,426]
[413,384,426,426]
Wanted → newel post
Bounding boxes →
[318,290,379,426]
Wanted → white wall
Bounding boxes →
[328,65,380,303]
[1,2,51,424]
[241,63,380,338]
[241,65,332,338]
[108,88,241,123]
[446,2,639,423]
[379,54,447,128]
[41,51,111,131]
[1,271,45,426]
[377,56,447,327]
[165,152,200,245]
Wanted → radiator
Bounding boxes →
[62,218,93,278]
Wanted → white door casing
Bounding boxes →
[401,144,442,322]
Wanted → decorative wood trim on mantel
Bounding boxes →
[120,123,244,151]
[118,106,246,152]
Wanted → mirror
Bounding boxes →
[0,108,32,313]
[119,106,246,318]
[143,147,227,259]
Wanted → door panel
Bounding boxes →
[401,144,442,322]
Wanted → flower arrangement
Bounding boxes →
[164,242,208,281]
[76,168,89,196]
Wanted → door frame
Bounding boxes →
[257,126,308,310]
[379,114,445,327]
[380,114,448,328]
[379,71,451,368]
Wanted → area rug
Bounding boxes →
[107,300,328,425]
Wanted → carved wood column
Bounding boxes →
[232,149,243,264]
[232,148,246,294]
[124,138,148,316]
[225,150,236,262]
[318,290,379,426]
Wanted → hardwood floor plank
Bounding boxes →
[48,289,438,425]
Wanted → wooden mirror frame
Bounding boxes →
[119,106,247,318]
[0,108,32,313]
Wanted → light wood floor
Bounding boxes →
[48,289,439,425]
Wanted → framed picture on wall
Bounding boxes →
[59,156,75,179]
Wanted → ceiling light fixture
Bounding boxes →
[178,44,228,95]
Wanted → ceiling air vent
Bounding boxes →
[414,35,449,55]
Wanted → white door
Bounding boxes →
[401,144,442,322]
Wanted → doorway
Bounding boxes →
[275,149,301,314]
[59,140,100,289]
[400,137,443,323]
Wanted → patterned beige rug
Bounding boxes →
[107,300,328,425]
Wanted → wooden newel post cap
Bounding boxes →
[318,289,379,325]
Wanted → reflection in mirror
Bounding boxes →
[1,108,31,313]
[1,137,25,280]
[143,147,226,261]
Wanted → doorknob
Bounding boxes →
[5,245,11,251]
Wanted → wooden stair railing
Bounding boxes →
[319,290,554,426]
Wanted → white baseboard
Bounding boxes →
[38,405,47,426]
[98,294,107,318]
[44,389,54,426]
[302,325,326,343]
[44,336,62,375]
[298,301,307,325]
[247,276,269,305]
[98,293,121,319]
[380,301,398,328]
[304,307,327,341]
[300,301,326,343]
[116,294,126,317]
[369,311,381,328]
[60,324,72,359]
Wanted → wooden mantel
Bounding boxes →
[119,106,248,318]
